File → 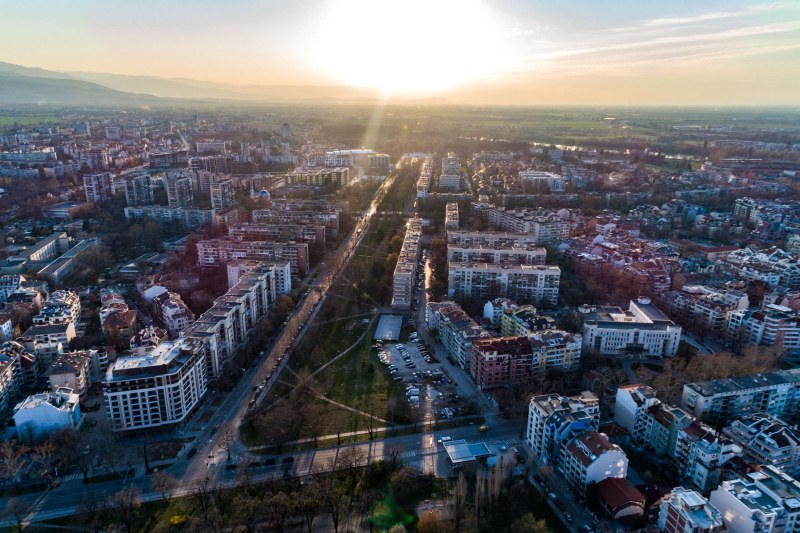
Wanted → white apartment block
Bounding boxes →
[197,238,309,276]
[442,153,460,175]
[559,430,628,495]
[526,392,600,466]
[153,292,195,336]
[103,337,208,432]
[711,472,800,533]
[673,421,741,493]
[658,487,725,533]
[614,384,661,442]
[391,218,423,309]
[0,345,23,413]
[581,297,681,357]
[124,205,221,231]
[728,305,800,355]
[439,173,461,192]
[445,202,459,230]
[184,262,283,379]
[448,263,560,306]
[724,413,800,477]
[519,170,565,192]
[416,157,431,198]
[120,172,153,206]
[486,207,570,244]
[13,388,81,442]
[210,179,234,210]
[529,330,582,375]
[32,290,81,326]
[426,301,492,369]
[164,171,194,207]
[46,349,101,397]
[681,368,800,426]
[0,275,24,304]
[447,245,546,266]
[447,230,545,249]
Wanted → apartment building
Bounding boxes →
[581,297,682,358]
[660,284,749,333]
[469,336,531,389]
[447,230,545,249]
[448,263,560,306]
[673,420,741,492]
[228,223,325,245]
[120,172,153,206]
[0,343,24,414]
[0,275,24,304]
[13,388,81,442]
[197,238,309,276]
[526,392,600,465]
[559,430,628,495]
[658,487,725,533]
[32,290,81,326]
[391,218,423,309]
[284,167,349,187]
[728,305,800,355]
[724,413,800,477]
[124,205,222,230]
[500,305,556,336]
[152,291,195,336]
[681,368,800,426]
[711,471,800,533]
[614,384,661,442]
[717,248,800,290]
[519,170,565,192]
[445,202,459,230]
[83,171,114,203]
[164,171,194,207]
[447,243,546,266]
[416,157,431,198]
[130,327,168,355]
[210,178,234,210]
[46,349,101,397]
[529,330,582,375]
[103,337,208,432]
[486,207,570,244]
[426,301,491,369]
[184,262,283,379]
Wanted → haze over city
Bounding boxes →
[4,0,800,104]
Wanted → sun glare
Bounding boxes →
[313,0,509,95]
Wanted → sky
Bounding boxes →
[4,0,800,105]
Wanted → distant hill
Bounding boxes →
[0,72,166,107]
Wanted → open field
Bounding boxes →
[0,114,59,125]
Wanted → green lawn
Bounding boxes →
[0,115,59,125]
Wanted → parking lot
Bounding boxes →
[373,334,476,424]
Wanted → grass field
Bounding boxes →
[0,115,59,125]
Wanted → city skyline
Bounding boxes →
[4,0,800,105]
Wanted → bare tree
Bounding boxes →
[6,497,30,533]
[299,482,323,533]
[234,493,262,533]
[452,470,468,533]
[387,444,402,468]
[78,494,110,533]
[319,475,348,533]
[151,471,179,503]
[0,441,28,493]
[264,491,295,533]
[190,476,214,520]
[30,439,57,483]
[113,486,141,533]
[218,422,236,462]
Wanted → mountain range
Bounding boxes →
[0,61,387,107]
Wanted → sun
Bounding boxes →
[312,0,509,95]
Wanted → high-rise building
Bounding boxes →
[83,171,114,203]
[448,263,560,305]
[120,172,153,206]
[164,171,194,207]
[210,179,234,210]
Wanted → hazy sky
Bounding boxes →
[5,0,800,104]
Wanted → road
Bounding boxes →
[0,160,408,526]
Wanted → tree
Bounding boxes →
[452,470,469,533]
[0,441,28,492]
[151,471,179,503]
[6,497,30,533]
[298,482,323,533]
[112,486,141,533]
[511,513,551,533]
[78,494,110,533]
[30,439,57,483]
[218,423,236,462]
[234,494,262,533]
[319,475,348,533]
[190,477,214,520]
[264,491,295,533]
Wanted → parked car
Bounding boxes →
[187,447,198,458]
[479,425,489,432]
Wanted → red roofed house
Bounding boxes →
[558,429,628,495]
[597,477,646,520]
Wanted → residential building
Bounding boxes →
[32,290,81,326]
[559,430,628,494]
[0,313,12,342]
[660,284,749,333]
[284,167,349,187]
[448,263,560,306]
[445,202,459,230]
[614,384,661,442]
[164,171,194,207]
[674,421,741,492]
[728,305,800,355]
[0,343,24,413]
[391,218,423,309]
[519,171,565,192]
[681,368,800,426]
[597,477,646,520]
[46,349,101,397]
[103,337,208,432]
[416,157,431,198]
[500,305,556,336]
[529,330,582,375]
[22,322,76,367]
[581,297,682,357]
[482,297,516,328]
[184,262,283,379]
[197,238,309,276]
[486,207,570,244]
[123,205,226,230]
[426,301,491,368]
[724,413,800,477]
[447,230,545,249]
[83,171,114,203]
[129,327,168,355]
[526,391,600,465]
[470,336,532,389]
[657,487,725,533]
[210,178,234,210]
[228,223,325,245]
[120,171,153,206]
[152,292,195,336]
[446,243,546,266]
[714,467,800,533]
[13,388,81,442]
[0,275,24,304]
